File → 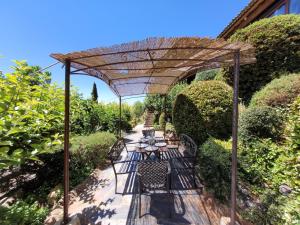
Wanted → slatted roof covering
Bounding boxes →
[51,37,256,97]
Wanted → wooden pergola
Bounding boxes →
[51,37,256,225]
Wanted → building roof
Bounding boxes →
[218,0,276,39]
[51,37,256,97]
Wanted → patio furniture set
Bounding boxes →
[107,128,198,217]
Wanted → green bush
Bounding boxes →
[239,139,281,184]
[144,82,188,119]
[0,61,64,169]
[221,15,300,103]
[194,69,219,81]
[70,132,116,187]
[0,200,49,225]
[286,96,300,149]
[198,138,232,201]
[173,80,233,145]
[159,112,166,129]
[239,106,284,143]
[250,73,300,108]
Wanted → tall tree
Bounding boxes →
[91,82,98,101]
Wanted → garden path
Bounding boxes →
[45,125,226,225]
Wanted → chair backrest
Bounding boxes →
[142,129,155,138]
[137,161,169,189]
[179,134,198,158]
[107,138,126,162]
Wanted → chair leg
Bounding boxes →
[115,175,118,194]
[139,187,142,218]
[192,169,197,188]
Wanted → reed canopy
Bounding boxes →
[51,37,255,97]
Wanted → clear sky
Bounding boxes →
[0,0,249,104]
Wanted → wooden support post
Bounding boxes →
[63,59,71,224]
[119,96,122,137]
[231,51,240,225]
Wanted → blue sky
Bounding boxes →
[0,0,249,104]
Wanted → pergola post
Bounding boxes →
[63,59,71,224]
[230,51,240,225]
[119,96,122,137]
[163,95,167,138]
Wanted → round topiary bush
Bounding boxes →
[239,106,284,143]
[250,73,300,108]
[221,15,300,103]
[173,80,233,145]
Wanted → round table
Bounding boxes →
[143,145,159,160]
[155,137,165,142]
[155,142,167,159]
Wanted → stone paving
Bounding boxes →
[45,125,226,225]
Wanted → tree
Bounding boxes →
[91,82,98,101]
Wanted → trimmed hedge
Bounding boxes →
[198,138,232,201]
[70,132,116,187]
[221,15,300,103]
[173,80,233,145]
[250,73,300,108]
[286,96,300,150]
[239,106,284,143]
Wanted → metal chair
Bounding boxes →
[142,128,155,138]
[137,160,171,218]
[170,134,198,188]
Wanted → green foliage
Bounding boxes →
[239,139,282,185]
[194,69,219,81]
[239,106,284,143]
[131,101,144,127]
[241,190,285,225]
[159,112,166,129]
[131,101,144,119]
[286,96,300,149]
[0,61,64,169]
[71,96,132,135]
[198,138,232,201]
[91,82,98,101]
[173,81,233,145]
[0,200,49,225]
[144,82,188,117]
[221,15,300,103]
[250,73,300,108]
[69,132,116,187]
[144,94,164,112]
[165,122,175,133]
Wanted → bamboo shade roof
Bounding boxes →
[51,37,256,97]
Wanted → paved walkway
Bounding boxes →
[45,125,226,225]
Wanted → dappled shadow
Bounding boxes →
[80,198,116,225]
[70,176,110,205]
[126,193,191,225]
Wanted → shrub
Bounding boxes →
[173,80,233,145]
[239,139,282,184]
[198,138,232,201]
[159,112,166,129]
[0,200,49,225]
[250,73,300,108]
[70,132,116,187]
[221,15,300,103]
[286,96,300,149]
[194,69,219,81]
[144,82,188,118]
[239,106,284,143]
